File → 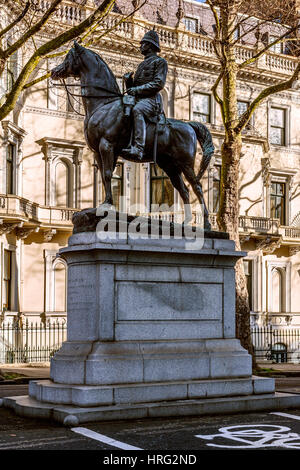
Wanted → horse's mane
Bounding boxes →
[88,49,121,95]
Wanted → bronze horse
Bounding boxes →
[51,42,215,229]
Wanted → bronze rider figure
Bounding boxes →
[122,30,168,161]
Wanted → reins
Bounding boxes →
[52,79,123,117]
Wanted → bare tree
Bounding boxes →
[0,0,145,121]
[201,0,300,357]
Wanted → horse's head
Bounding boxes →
[51,41,121,98]
[51,41,88,80]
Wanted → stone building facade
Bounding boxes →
[0,0,300,342]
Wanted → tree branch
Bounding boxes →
[231,18,272,46]
[238,24,299,69]
[234,61,300,134]
[23,71,51,89]
[83,0,147,46]
[211,70,226,124]
[0,1,30,41]
[5,0,64,59]
[206,0,223,60]
[0,0,116,120]
[207,0,221,37]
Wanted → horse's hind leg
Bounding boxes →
[99,137,115,206]
[182,166,211,230]
[162,167,192,224]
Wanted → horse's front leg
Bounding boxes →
[99,138,115,206]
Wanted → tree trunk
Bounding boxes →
[217,135,255,363]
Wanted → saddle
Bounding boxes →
[122,94,167,133]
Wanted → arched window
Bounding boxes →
[37,137,84,209]
[53,260,67,312]
[272,268,282,313]
[55,160,69,207]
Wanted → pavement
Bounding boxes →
[0,362,50,383]
[256,361,300,376]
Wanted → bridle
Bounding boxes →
[52,80,123,116]
[51,48,124,117]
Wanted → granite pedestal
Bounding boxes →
[4,211,300,424]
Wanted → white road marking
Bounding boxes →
[271,412,300,421]
[195,424,300,449]
[71,427,143,450]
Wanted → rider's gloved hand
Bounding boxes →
[127,87,138,96]
[123,72,134,80]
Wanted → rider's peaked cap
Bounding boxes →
[140,30,160,52]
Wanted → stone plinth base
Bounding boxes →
[4,212,300,424]
[4,390,300,426]
[28,375,274,407]
[50,339,252,387]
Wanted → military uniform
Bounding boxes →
[122,30,168,160]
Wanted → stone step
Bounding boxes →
[3,391,300,426]
[28,376,275,407]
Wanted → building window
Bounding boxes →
[237,100,248,117]
[55,160,70,207]
[237,100,253,129]
[6,143,16,194]
[2,121,25,197]
[44,251,67,314]
[212,165,221,213]
[111,163,123,211]
[266,261,291,315]
[150,164,174,208]
[37,137,84,208]
[237,100,251,123]
[3,250,12,310]
[269,36,284,54]
[270,182,286,225]
[183,17,198,33]
[271,268,283,312]
[54,261,67,312]
[243,259,253,311]
[193,92,211,123]
[270,107,286,146]
[233,25,241,41]
[6,51,18,92]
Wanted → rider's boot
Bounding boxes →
[122,112,146,161]
[122,145,144,160]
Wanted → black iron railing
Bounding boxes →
[0,320,67,364]
[251,325,300,363]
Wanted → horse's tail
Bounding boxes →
[188,121,215,181]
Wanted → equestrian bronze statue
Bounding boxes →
[51,31,215,230]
